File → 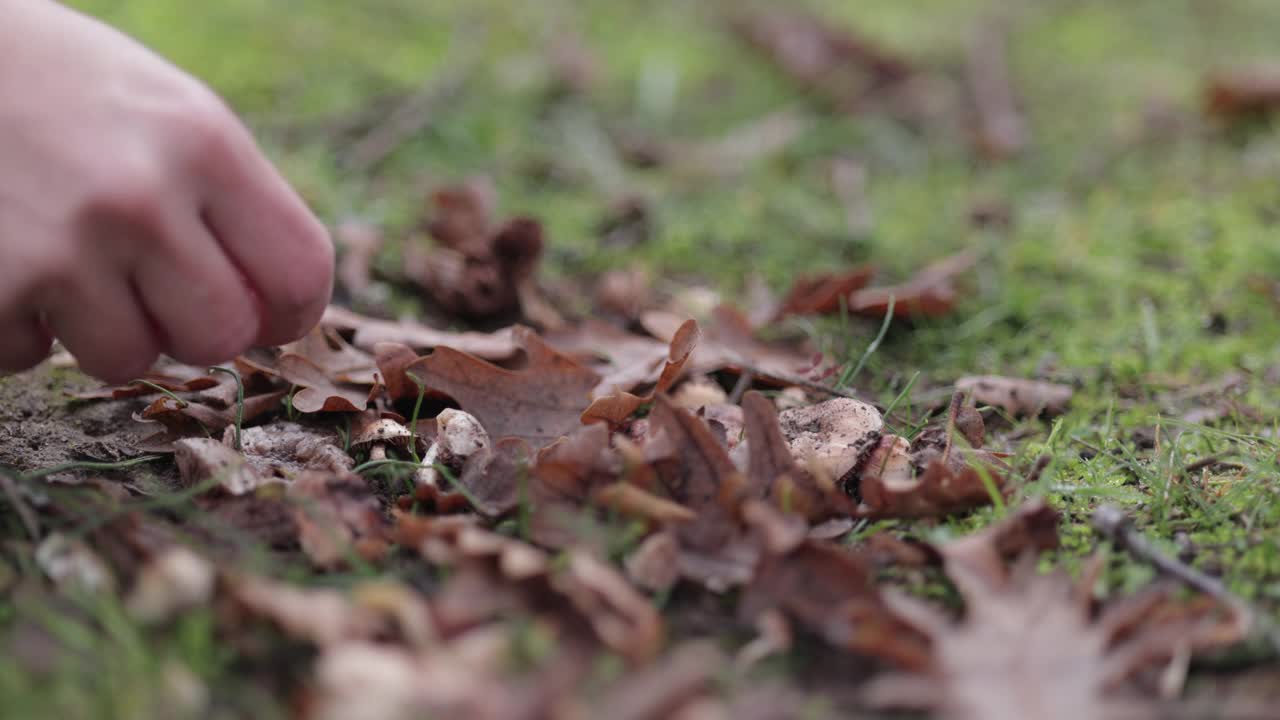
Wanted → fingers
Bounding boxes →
[199,122,333,346]
[40,269,159,385]
[0,311,53,375]
[133,207,260,365]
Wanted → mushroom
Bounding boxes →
[777,398,883,482]
[350,411,412,462]
[415,409,489,488]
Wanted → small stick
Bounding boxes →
[1092,505,1280,656]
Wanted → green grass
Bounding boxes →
[3,0,1280,716]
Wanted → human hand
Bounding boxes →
[0,0,334,383]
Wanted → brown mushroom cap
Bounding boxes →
[350,411,413,450]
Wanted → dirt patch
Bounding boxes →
[0,365,174,490]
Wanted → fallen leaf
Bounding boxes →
[451,436,534,518]
[592,641,725,720]
[290,472,388,569]
[740,539,931,669]
[642,305,819,383]
[956,375,1073,417]
[1206,64,1280,121]
[728,8,916,115]
[581,319,700,426]
[69,362,221,400]
[773,265,876,319]
[850,250,978,319]
[410,181,550,324]
[322,305,519,360]
[865,550,1248,720]
[277,353,374,413]
[407,327,600,448]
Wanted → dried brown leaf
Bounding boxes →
[850,250,978,319]
[956,375,1073,417]
[322,305,519,360]
[773,265,876,319]
[407,327,599,448]
[290,472,388,569]
[581,319,700,427]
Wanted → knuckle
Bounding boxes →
[172,92,242,169]
[77,161,168,236]
[175,305,258,365]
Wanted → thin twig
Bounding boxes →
[1092,505,1280,656]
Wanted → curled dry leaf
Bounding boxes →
[642,305,819,383]
[850,250,978,319]
[70,361,220,400]
[856,396,1009,518]
[581,319,700,427]
[134,389,288,450]
[956,375,1073,417]
[545,320,678,399]
[410,181,550,324]
[647,396,760,591]
[407,327,600,448]
[322,305,519,360]
[856,433,1007,519]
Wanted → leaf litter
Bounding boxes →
[1,26,1269,714]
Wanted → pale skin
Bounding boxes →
[0,0,335,383]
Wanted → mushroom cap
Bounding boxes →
[350,412,412,448]
[778,398,883,481]
[436,409,489,457]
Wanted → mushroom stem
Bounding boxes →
[369,444,387,462]
[414,443,441,488]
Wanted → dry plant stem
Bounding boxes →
[1092,505,1280,656]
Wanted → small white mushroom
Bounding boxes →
[415,409,490,488]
